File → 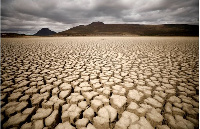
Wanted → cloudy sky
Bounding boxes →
[1,0,199,35]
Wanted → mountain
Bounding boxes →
[1,33,26,37]
[34,28,56,36]
[56,22,199,36]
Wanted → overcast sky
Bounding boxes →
[1,0,199,35]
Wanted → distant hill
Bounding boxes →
[1,33,26,37]
[34,28,56,36]
[56,22,199,36]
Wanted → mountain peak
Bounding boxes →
[34,28,56,36]
[41,28,50,30]
[89,22,104,26]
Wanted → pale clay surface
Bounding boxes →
[1,37,199,129]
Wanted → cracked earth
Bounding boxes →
[1,37,199,129]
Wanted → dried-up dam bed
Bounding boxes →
[1,37,199,129]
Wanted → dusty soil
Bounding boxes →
[1,37,199,129]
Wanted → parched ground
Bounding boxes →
[1,37,199,129]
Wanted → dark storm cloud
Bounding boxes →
[1,0,199,34]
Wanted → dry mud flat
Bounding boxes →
[1,37,199,129]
